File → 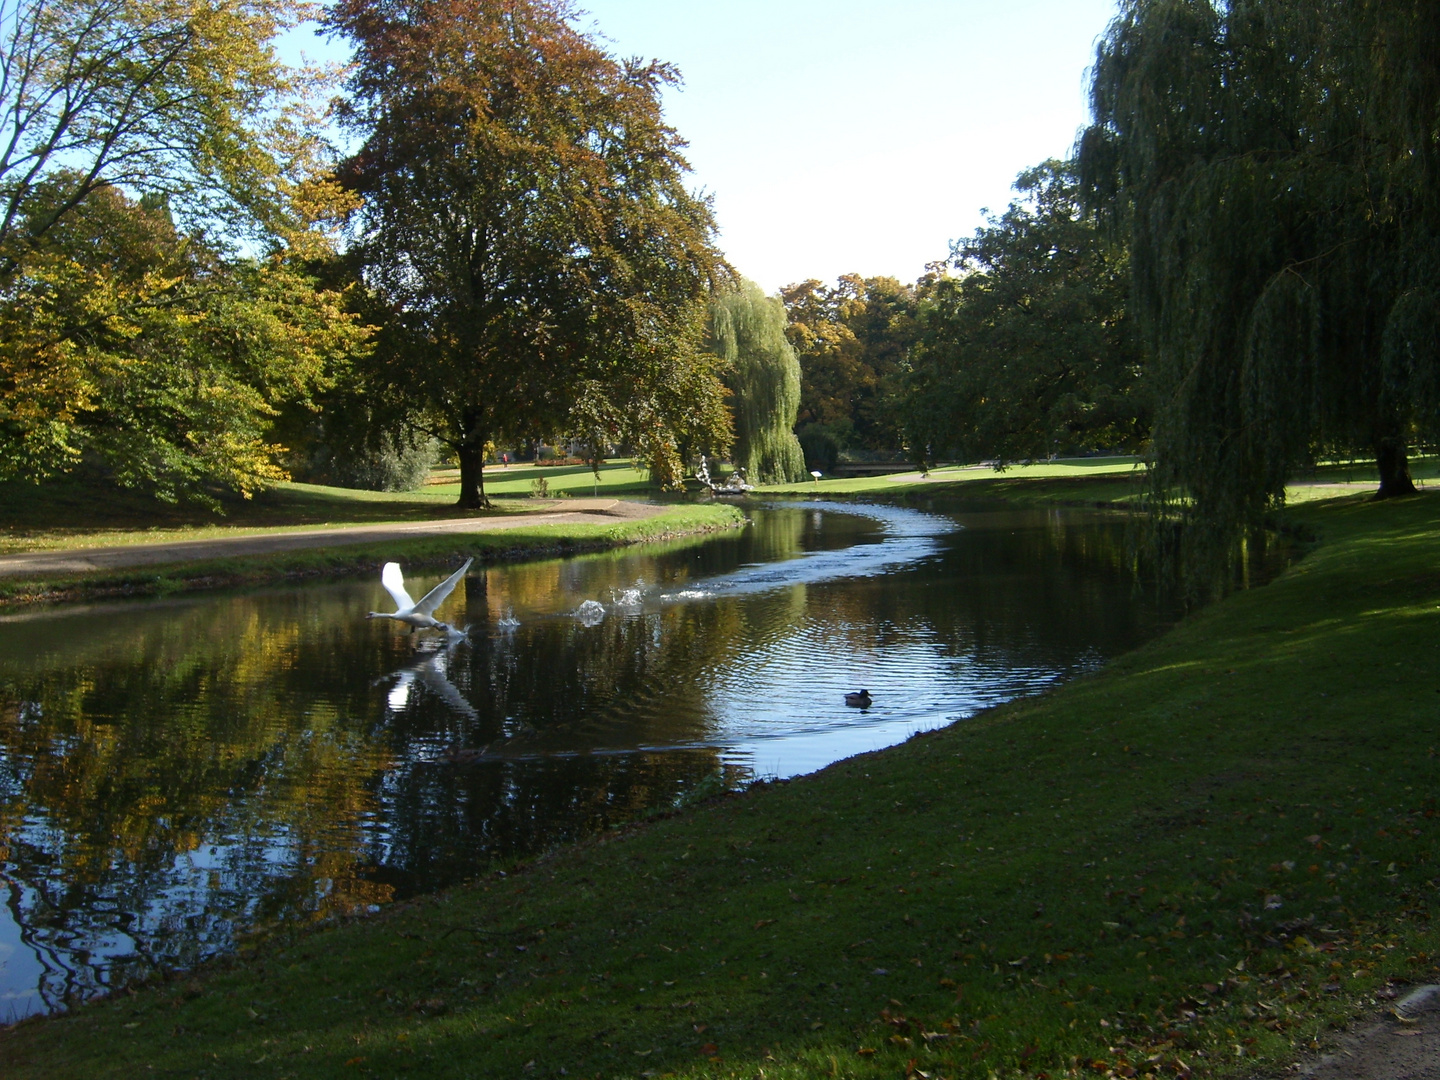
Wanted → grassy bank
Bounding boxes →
[763,458,1148,504]
[427,460,661,499]
[758,454,1440,507]
[2,490,1435,1079]
[0,504,745,606]
[0,462,674,555]
[0,478,468,554]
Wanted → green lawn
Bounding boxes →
[4,488,1436,1080]
[0,503,746,605]
[762,458,1150,505]
[9,454,1430,555]
[0,463,676,556]
[427,459,662,498]
[760,454,1440,507]
[0,477,467,554]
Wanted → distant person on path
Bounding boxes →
[502,453,508,468]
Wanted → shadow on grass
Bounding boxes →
[0,477,471,540]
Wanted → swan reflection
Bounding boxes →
[382,633,476,720]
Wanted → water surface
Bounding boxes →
[0,502,1176,1019]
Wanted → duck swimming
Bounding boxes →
[844,689,873,708]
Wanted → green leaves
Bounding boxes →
[0,183,368,500]
[708,279,806,485]
[331,0,727,505]
[1081,0,1440,586]
[897,161,1145,470]
[0,0,328,271]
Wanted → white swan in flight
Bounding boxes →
[367,558,473,633]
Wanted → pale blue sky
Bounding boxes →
[287,0,1121,291]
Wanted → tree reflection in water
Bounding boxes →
[0,503,1188,1018]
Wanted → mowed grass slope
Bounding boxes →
[0,503,745,604]
[3,494,1438,1080]
[759,455,1439,508]
[0,461,669,555]
[762,458,1149,504]
[427,460,661,498]
[0,478,464,554]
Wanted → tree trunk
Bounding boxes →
[1374,437,1418,499]
[457,441,490,509]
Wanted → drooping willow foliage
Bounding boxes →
[1080,0,1440,588]
[707,280,806,484]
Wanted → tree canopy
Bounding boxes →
[708,279,806,485]
[1081,0,1440,580]
[0,0,328,275]
[781,274,917,454]
[330,0,729,506]
[896,161,1145,469]
[0,0,364,501]
[0,180,365,499]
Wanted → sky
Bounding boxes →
[572,0,1121,291]
[286,0,1122,293]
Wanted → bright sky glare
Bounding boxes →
[285,0,1122,293]
[575,0,1121,292]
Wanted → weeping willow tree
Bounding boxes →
[1080,0,1440,588]
[707,279,806,484]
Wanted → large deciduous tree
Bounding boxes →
[896,161,1144,469]
[330,0,728,508]
[1081,0,1440,582]
[708,279,806,485]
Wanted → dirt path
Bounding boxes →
[1258,984,1440,1080]
[0,499,664,577]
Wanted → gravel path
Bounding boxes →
[0,499,665,577]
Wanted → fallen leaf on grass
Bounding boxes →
[856,1047,876,1056]
[699,1042,719,1056]
[754,919,776,930]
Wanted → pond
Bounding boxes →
[0,501,1180,1020]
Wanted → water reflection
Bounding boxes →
[384,639,475,720]
[0,503,1179,1019]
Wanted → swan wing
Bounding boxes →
[381,562,414,612]
[414,557,473,616]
